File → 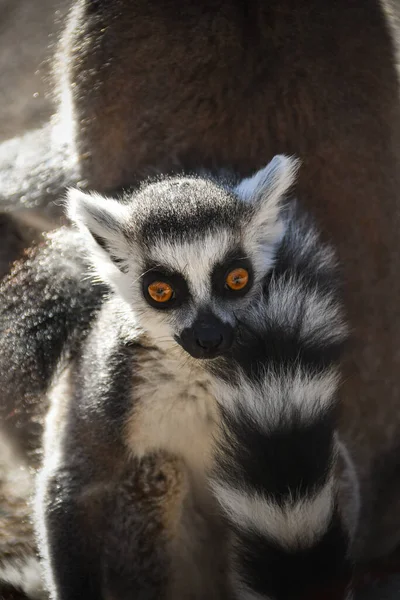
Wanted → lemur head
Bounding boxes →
[67,155,299,358]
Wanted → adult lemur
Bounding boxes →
[0,156,356,599]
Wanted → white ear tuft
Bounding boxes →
[235,156,300,267]
[235,154,300,207]
[66,188,132,282]
[66,188,129,240]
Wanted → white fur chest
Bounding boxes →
[125,345,219,474]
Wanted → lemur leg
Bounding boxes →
[36,467,104,600]
[37,453,190,600]
[101,454,188,600]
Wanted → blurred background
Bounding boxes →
[1,0,400,144]
[0,0,68,143]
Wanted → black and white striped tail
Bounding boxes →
[209,206,354,599]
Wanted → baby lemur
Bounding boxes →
[1,156,354,599]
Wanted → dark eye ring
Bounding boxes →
[142,269,189,310]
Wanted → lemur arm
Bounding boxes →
[36,464,103,600]
[37,447,179,600]
[35,323,182,600]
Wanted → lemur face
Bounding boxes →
[67,155,299,359]
[138,236,252,358]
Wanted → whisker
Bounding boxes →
[131,265,163,286]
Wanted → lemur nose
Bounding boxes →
[196,330,223,351]
[176,313,233,359]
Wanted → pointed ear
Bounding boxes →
[235,154,300,205]
[66,188,131,273]
[235,154,300,231]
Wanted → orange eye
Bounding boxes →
[147,281,174,303]
[225,268,249,291]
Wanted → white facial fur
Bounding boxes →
[67,155,299,345]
